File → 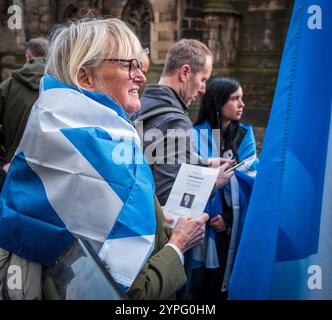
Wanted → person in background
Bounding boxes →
[0,37,48,188]
[132,39,233,206]
[131,39,234,299]
[141,48,150,77]
[0,18,208,300]
[190,77,259,300]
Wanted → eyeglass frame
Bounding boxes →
[102,58,142,79]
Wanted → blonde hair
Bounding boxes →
[46,18,142,89]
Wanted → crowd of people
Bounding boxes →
[0,17,259,300]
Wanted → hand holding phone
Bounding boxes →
[225,161,245,174]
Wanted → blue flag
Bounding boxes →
[229,0,332,299]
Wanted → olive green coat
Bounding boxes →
[128,198,187,300]
[0,58,46,163]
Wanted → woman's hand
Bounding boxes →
[209,214,227,232]
[168,213,209,253]
[208,157,235,168]
[215,162,234,188]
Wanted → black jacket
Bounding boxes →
[131,84,207,206]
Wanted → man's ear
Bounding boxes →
[25,52,33,62]
[179,64,191,82]
[77,68,96,91]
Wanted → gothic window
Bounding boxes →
[122,0,153,51]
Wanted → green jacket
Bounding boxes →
[128,198,187,300]
[0,58,46,164]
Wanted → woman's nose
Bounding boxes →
[133,68,146,84]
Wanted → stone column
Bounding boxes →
[202,0,240,67]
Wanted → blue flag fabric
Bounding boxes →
[0,75,156,292]
[192,120,258,282]
[229,0,332,299]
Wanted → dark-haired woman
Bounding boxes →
[189,77,259,300]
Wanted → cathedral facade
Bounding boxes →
[0,0,294,128]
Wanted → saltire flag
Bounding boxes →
[192,121,258,292]
[0,75,156,292]
[229,0,332,299]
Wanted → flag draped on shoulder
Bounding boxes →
[0,75,156,292]
[229,0,332,299]
[192,120,257,291]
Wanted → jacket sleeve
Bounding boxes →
[127,198,187,300]
[0,79,11,166]
[0,79,10,131]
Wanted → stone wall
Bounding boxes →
[23,0,51,38]
[0,0,26,79]
[0,0,294,134]
[181,0,203,40]
[149,0,179,63]
[230,0,293,127]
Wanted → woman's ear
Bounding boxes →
[77,68,96,91]
[179,64,191,83]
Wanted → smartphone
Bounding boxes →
[225,161,245,173]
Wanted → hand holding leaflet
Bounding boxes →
[163,164,219,228]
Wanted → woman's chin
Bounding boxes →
[123,104,141,115]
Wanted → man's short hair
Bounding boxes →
[25,38,49,58]
[162,39,212,76]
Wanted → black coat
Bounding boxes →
[131,84,206,206]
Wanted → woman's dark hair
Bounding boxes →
[196,76,246,159]
[195,77,240,129]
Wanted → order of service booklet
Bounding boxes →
[163,163,219,227]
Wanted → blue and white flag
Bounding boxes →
[192,120,257,293]
[0,75,156,292]
[229,0,332,299]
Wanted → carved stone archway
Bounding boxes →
[122,0,153,51]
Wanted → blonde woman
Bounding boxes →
[0,18,208,300]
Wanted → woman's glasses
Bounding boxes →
[103,58,142,79]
